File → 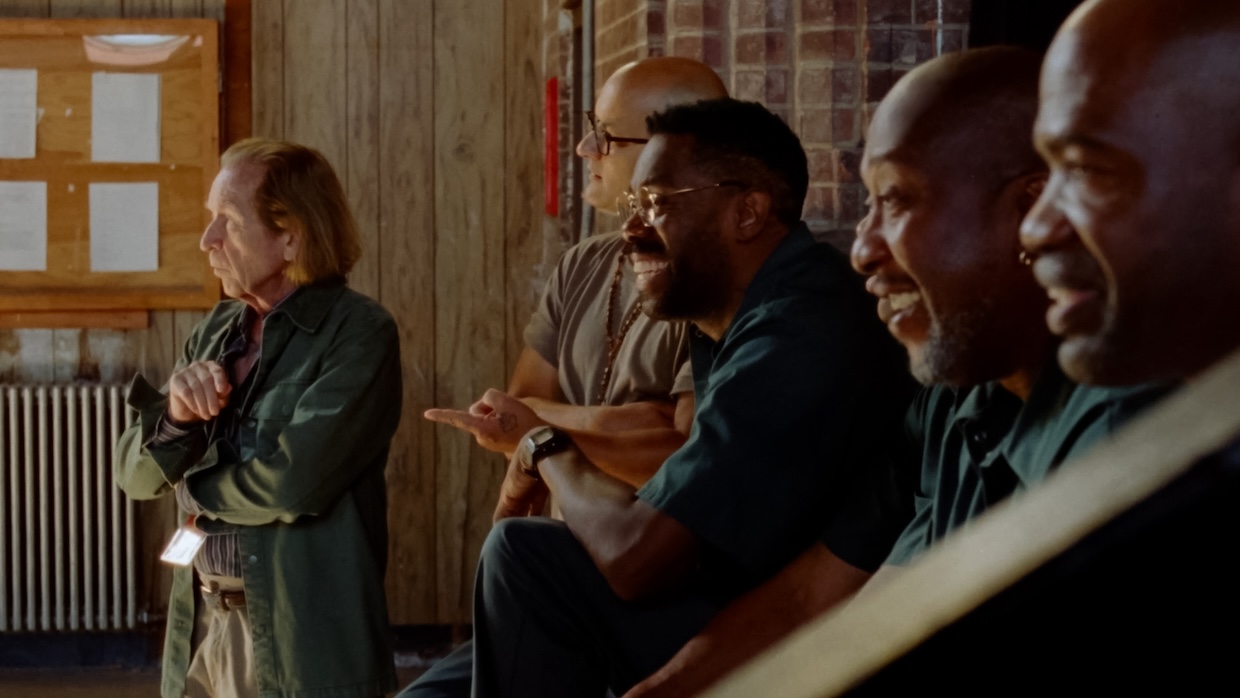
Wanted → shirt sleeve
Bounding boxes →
[523,248,572,368]
[670,341,694,396]
[637,301,913,579]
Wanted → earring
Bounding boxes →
[1019,250,1035,267]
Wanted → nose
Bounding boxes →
[1019,176,1073,257]
[200,215,224,252]
[576,130,601,160]
[621,209,654,245]
[850,208,890,276]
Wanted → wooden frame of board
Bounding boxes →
[0,18,220,315]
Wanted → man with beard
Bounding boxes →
[444,98,914,698]
[979,0,1240,689]
[622,47,1166,698]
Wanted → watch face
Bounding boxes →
[529,426,557,448]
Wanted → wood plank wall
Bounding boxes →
[0,0,546,625]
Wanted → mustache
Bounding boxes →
[624,239,666,255]
[1031,248,1105,291]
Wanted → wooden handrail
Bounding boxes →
[703,347,1240,698]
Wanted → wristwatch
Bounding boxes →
[518,426,573,479]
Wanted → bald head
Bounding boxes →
[854,47,1054,390]
[867,46,1045,190]
[581,57,728,213]
[1020,0,1240,385]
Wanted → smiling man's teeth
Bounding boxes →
[633,260,669,275]
[888,291,921,312]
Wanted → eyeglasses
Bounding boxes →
[584,110,649,156]
[621,181,748,226]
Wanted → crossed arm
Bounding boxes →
[425,347,692,487]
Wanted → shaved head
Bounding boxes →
[854,47,1053,391]
[580,57,728,213]
[1021,0,1240,385]
[867,46,1045,191]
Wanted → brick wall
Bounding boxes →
[545,0,971,251]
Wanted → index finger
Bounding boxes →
[424,408,483,432]
[204,362,231,395]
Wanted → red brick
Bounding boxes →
[703,0,726,29]
[672,0,704,29]
[913,0,970,24]
[797,66,832,105]
[739,1,767,28]
[866,0,913,24]
[766,31,789,62]
[803,0,860,25]
[807,148,835,182]
[832,107,858,145]
[890,28,935,65]
[940,27,965,53]
[817,227,856,253]
[765,69,789,104]
[735,32,765,64]
[832,66,861,104]
[798,108,833,144]
[831,28,858,60]
[800,29,834,62]
[837,182,866,226]
[803,185,833,222]
[734,69,766,101]
[836,149,862,182]
[703,34,724,67]
[866,26,893,62]
[767,0,790,25]
[648,8,666,36]
[866,68,896,102]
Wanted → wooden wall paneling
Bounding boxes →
[379,0,438,625]
[250,0,282,138]
[344,0,380,299]
[433,0,508,623]
[47,0,121,16]
[122,0,204,16]
[503,0,547,378]
[282,0,346,171]
[0,0,49,17]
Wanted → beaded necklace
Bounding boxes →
[599,252,643,400]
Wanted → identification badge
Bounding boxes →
[160,516,206,567]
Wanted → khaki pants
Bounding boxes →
[184,574,257,698]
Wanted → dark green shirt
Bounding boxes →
[115,280,401,698]
[886,360,1168,565]
[637,225,915,593]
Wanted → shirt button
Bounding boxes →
[248,555,258,564]
[244,417,257,428]
[970,431,989,445]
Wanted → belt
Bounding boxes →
[200,580,246,611]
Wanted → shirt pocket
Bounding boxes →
[246,381,310,460]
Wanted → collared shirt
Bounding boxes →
[886,360,1170,565]
[637,224,917,595]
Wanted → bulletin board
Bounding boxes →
[0,18,220,313]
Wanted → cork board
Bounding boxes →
[0,18,219,312]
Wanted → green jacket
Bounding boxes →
[115,281,401,698]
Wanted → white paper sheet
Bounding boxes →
[0,181,48,271]
[89,182,159,272]
[91,72,161,163]
[0,69,38,159]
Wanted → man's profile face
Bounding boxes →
[622,134,735,323]
[200,162,295,307]
[576,76,649,214]
[852,108,1046,387]
[1020,27,1234,385]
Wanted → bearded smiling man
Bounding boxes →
[439,98,913,698]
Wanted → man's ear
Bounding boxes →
[280,224,302,264]
[734,190,773,242]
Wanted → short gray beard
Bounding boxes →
[910,303,991,387]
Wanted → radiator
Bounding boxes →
[0,384,136,632]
